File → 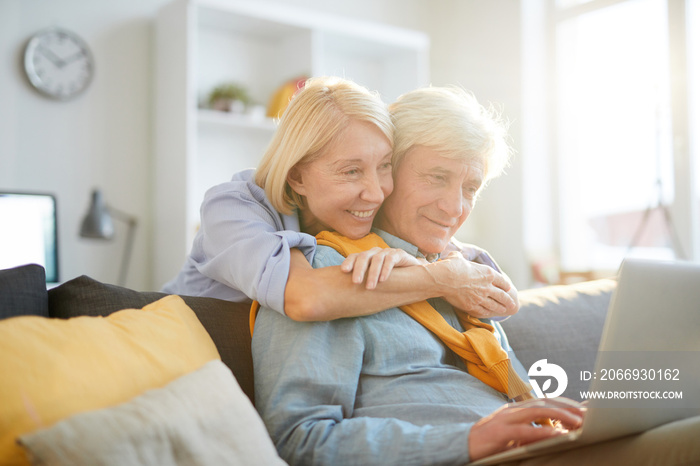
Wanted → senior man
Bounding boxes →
[251,86,589,465]
[253,85,700,465]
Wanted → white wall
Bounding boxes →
[1,0,162,290]
[1,0,530,290]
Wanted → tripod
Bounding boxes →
[626,101,686,260]
[626,177,686,260]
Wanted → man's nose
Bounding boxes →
[437,184,464,218]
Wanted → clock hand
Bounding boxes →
[62,50,86,66]
[37,45,65,68]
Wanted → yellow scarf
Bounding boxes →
[250,231,533,400]
[315,231,533,400]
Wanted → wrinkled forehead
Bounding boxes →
[394,146,486,184]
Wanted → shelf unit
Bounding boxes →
[153,0,429,287]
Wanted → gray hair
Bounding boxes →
[389,85,511,184]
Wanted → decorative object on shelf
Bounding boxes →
[266,76,307,118]
[197,108,276,131]
[23,27,94,101]
[79,190,137,287]
[207,82,251,113]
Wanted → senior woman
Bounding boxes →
[163,76,517,321]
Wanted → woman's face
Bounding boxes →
[289,119,393,239]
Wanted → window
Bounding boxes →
[524,0,699,280]
[557,0,676,271]
[690,0,700,254]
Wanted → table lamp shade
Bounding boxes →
[80,190,114,240]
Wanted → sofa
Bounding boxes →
[0,263,617,465]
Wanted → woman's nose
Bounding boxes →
[361,172,389,204]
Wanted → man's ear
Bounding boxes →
[287,166,307,196]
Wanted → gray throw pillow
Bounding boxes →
[0,264,49,320]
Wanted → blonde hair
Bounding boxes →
[389,86,511,184]
[255,76,393,215]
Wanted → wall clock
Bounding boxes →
[23,27,94,100]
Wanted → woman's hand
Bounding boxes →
[468,397,585,461]
[340,247,427,290]
[427,251,519,318]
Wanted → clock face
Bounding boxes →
[24,28,94,100]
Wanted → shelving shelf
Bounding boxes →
[153,0,429,287]
[197,108,277,131]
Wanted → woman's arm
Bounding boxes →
[189,174,516,321]
[284,248,518,321]
[189,177,316,314]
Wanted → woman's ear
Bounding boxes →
[287,165,307,196]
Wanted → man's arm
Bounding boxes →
[252,307,473,465]
[285,248,518,322]
[468,398,585,461]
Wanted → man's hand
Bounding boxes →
[468,397,585,461]
[427,251,519,318]
[340,248,427,290]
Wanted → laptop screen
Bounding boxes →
[0,192,59,283]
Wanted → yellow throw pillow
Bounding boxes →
[0,295,220,465]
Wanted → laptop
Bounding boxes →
[472,258,700,465]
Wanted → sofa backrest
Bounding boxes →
[502,278,616,400]
[47,275,256,403]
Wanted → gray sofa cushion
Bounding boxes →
[0,264,49,320]
[502,278,616,400]
[48,275,255,403]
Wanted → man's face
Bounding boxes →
[375,146,484,255]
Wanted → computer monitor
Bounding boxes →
[0,191,59,283]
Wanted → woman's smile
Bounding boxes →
[348,209,376,219]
